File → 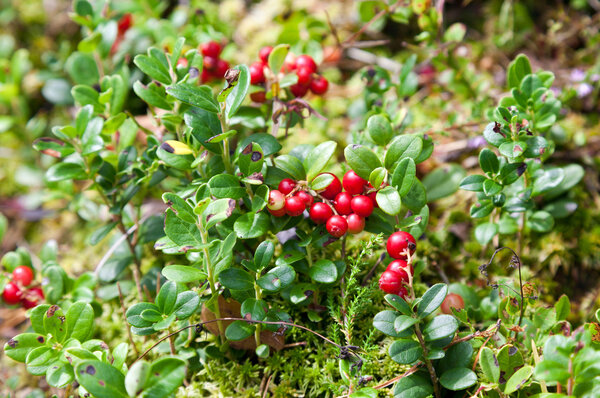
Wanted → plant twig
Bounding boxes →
[373,363,420,389]
[361,252,386,286]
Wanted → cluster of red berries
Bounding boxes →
[378,231,417,298]
[2,266,44,309]
[249,47,329,103]
[267,170,379,238]
[199,41,229,83]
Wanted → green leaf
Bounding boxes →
[26,346,60,376]
[504,365,533,394]
[75,360,128,398]
[133,81,173,110]
[66,302,94,341]
[422,164,466,201]
[202,199,236,230]
[44,305,67,343]
[555,294,570,322]
[268,44,289,75]
[480,347,500,383]
[529,211,554,233]
[394,315,418,333]
[162,265,206,283]
[156,144,194,170]
[167,84,219,113]
[234,212,270,239]
[30,305,50,335]
[403,179,427,212]
[4,333,46,363]
[391,157,416,196]
[499,163,526,185]
[520,75,542,98]
[507,54,532,89]
[46,162,86,182]
[304,141,337,182]
[274,155,306,180]
[475,222,498,245]
[208,174,246,199]
[164,209,205,249]
[483,179,502,196]
[369,167,387,189]
[534,360,571,385]
[344,144,382,180]
[74,0,93,16]
[533,169,565,195]
[46,362,74,388]
[218,268,254,291]
[126,303,159,328]
[384,135,423,170]
[423,315,458,341]
[133,49,171,85]
[460,175,485,192]
[241,298,268,321]
[254,241,274,270]
[225,320,255,341]
[439,368,477,391]
[308,259,338,284]
[524,136,548,158]
[141,357,187,398]
[257,265,296,292]
[376,186,402,215]
[483,122,509,147]
[226,64,250,118]
[389,339,423,364]
[173,291,199,319]
[417,284,448,318]
[310,173,335,191]
[385,294,412,315]
[66,52,99,85]
[479,148,500,174]
[373,311,408,338]
[238,133,282,157]
[393,373,433,398]
[156,281,177,314]
[366,114,393,146]
[443,22,466,42]
[125,361,151,397]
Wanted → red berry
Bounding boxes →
[203,56,218,71]
[290,83,309,97]
[250,91,267,103]
[350,195,374,217]
[441,293,465,314]
[278,178,296,195]
[200,41,222,58]
[295,191,314,206]
[386,260,413,282]
[296,66,313,85]
[295,55,317,73]
[334,192,353,215]
[267,190,285,211]
[378,271,407,296]
[283,53,297,72]
[200,68,213,83]
[343,170,367,195]
[117,13,133,35]
[12,266,34,287]
[309,202,333,224]
[249,61,266,85]
[259,46,273,63]
[318,173,342,200]
[366,183,379,208]
[310,75,329,95]
[2,282,22,305]
[285,196,306,217]
[22,287,44,309]
[386,231,417,260]
[347,214,365,234]
[326,215,348,238]
[177,58,188,68]
[268,207,287,217]
[215,60,229,78]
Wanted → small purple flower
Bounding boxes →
[591,74,600,82]
[576,83,593,98]
[570,69,586,82]
[468,136,487,149]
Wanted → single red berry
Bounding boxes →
[22,287,44,309]
[285,196,306,217]
[283,53,297,72]
[249,61,266,85]
[200,41,222,58]
[290,83,309,97]
[268,207,287,217]
[259,46,273,63]
[366,183,380,208]
[386,231,417,260]
[318,173,342,200]
[200,68,213,83]
[296,66,313,85]
[378,270,406,295]
[295,191,314,206]
[117,13,133,35]
[295,55,317,73]
[334,192,353,215]
[441,293,465,314]
[310,75,329,95]
[177,58,188,68]
[326,215,348,238]
[215,60,229,78]
[267,189,286,211]
[12,266,34,287]
[350,195,374,217]
[203,56,218,71]
[386,259,413,280]
[2,282,22,305]
[309,202,333,224]
[250,91,267,103]
[278,178,296,195]
[347,214,365,234]
[343,170,367,195]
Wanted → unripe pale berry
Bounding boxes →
[441,293,465,314]
[326,215,348,238]
[267,190,285,211]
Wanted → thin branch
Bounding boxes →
[361,252,386,286]
[373,363,420,389]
